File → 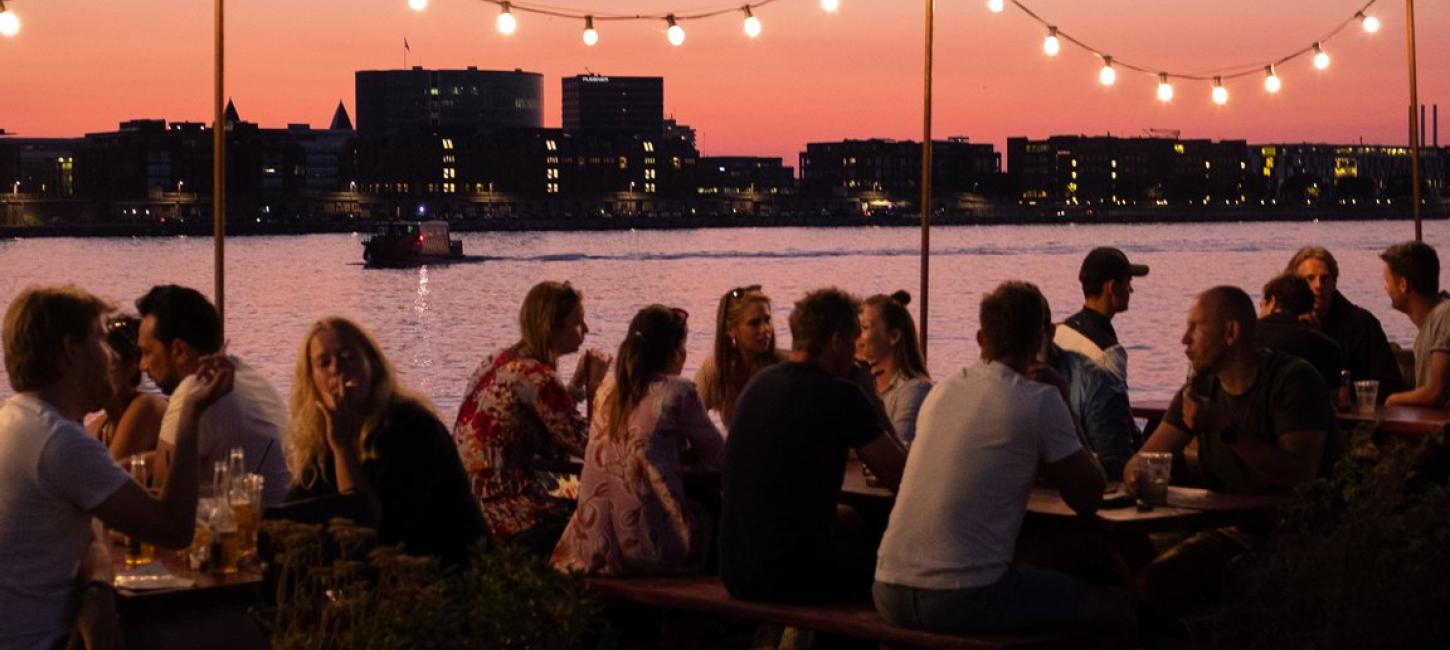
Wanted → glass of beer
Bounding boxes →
[124,455,156,566]
[231,474,264,563]
[208,498,242,574]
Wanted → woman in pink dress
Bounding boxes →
[552,305,724,576]
[454,281,610,554]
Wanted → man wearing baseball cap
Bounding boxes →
[1054,247,1149,382]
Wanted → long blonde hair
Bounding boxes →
[702,287,778,420]
[514,281,583,366]
[287,316,434,489]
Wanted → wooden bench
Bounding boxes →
[587,575,1092,650]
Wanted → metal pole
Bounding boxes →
[919,0,934,359]
[1406,0,1421,241]
[213,0,226,331]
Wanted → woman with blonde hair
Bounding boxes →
[284,316,484,563]
[857,291,932,445]
[454,280,610,554]
[552,305,723,576]
[695,285,785,427]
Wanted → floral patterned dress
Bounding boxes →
[453,347,588,542]
[551,375,724,576]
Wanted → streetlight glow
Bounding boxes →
[666,15,685,46]
[742,7,761,38]
[582,16,598,46]
[1098,56,1115,86]
[497,2,517,35]
[1043,26,1060,56]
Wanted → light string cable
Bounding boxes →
[1003,0,1381,99]
[467,0,789,44]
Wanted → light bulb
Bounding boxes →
[1264,66,1281,93]
[1212,77,1228,105]
[0,7,18,38]
[743,8,761,38]
[582,16,598,46]
[1043,27,1059,56]
[496,3,516,35]
[820,0,840,13]
[1313,43,1329,70]
[1156,73,1174,102]
[987,0,1005,13]
[666,16,685,46]
[408,0,427,11]
[1098,57,1115,86]
[1359,12,1380,33]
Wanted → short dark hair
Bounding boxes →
[135,285,222,354]
[1381,241,1440,297]
[1262,273,1315,316]
[980,281,1047,362]
[789,288,861,356]
[1200,285,1257,342]
[4,285,114,392]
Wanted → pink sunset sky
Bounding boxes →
[1,0,1445,164]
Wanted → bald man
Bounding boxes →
[1124,286,1339,618]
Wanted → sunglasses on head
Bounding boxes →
[727,285,762,300]
[669,307,689,323]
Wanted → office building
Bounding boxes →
[561,75,664,132]
[355,67,543,136]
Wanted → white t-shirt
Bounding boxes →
[0,394,130,649]
[159,357,292,506]
[875,361,1083,590]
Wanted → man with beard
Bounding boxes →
[0,285,234,649]
[1287,246,1404,401]
[137,285,292,506]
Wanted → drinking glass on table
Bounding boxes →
[1353,380,1379,414]
[1134,451,1172,507]
[123,454,156,566]
[231,474,264,563]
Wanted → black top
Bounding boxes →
[719,362,883,602]
[1320,291,1405,400]
[1256,313,1344,387]
[1164,350,1339,495]
[1063,307,1118,351]
[282,400,486,565]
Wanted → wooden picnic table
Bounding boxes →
[110,544,265,623]
[1131,398,1450,437]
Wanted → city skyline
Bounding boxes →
[2,0,1447,163]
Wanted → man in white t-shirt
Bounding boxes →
[0,285,234,649]
[136,285,292,505]
[874,281,1133,636]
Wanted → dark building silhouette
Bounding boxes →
[799,138,1000,200]
[1007,135,1248,206]
[561,75,664,133]
[1248,143,1446,203]
[355,67,543,136]
[697,157,794,196]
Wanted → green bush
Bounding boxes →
[264,520,606,649]
[1189,424,1450,649]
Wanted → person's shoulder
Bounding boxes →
[1264,350,1328,390]
[902,374,934,394]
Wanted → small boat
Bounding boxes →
[361,221,464,267]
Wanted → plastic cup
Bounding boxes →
[1354,379,1379,414]
[1135,451,1172,507]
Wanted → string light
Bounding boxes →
[1313,43,1329,69]
[743,6,761,38]
[408,0,428,12]
[1357,11,1380,33]
[1211,77,1228,105]
[987,0,1004,13]
[0,1,19,38]
[666,15,685,46]
[1042,26,1059,57]
[1156,73,1173,102]
[582,16,598,46]
[1264,65,1281,93]
[496,2,517,35]
[1098,56,1115,86]
[820,0,839,13]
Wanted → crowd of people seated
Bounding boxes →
[2,239,1447,648]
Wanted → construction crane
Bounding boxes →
[1143,128,1181,139]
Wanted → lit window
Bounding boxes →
[546,140,558,151]
[441,138,454,150]
[643,142,655,153]
[443,155,456,163]
[644,183,656,193]
[443,168,455,179]
[618,157,628,169]
[645,169,656,180]
[546,168,559,179]
[443,183,456,193]
[547,182,559,194]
